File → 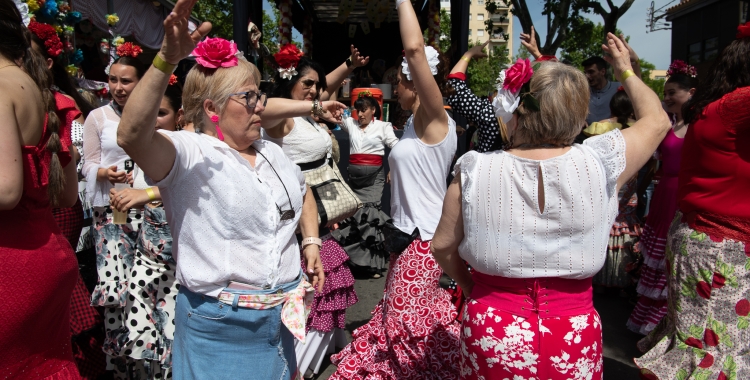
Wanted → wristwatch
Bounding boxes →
[345,56,353,68]
[301,237,322,249]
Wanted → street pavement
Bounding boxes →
[314,270,645,379]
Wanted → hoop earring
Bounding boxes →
[210,115,225,141]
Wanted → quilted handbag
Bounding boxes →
[303,159,363,227]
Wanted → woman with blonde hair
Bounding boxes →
[115,0,345,377]
[432,34,670,379]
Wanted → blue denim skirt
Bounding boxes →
[173,275,301,380]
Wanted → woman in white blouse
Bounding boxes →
[431,35,670,379]
[115,3,337,378]
[332,95,398,279]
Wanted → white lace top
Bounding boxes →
[262,117,332,171]
[82,105,146,207]
[148,132,307,296]
[340,117,399,155]
[455,129,627,279]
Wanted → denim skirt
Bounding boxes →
[173,275,301,380]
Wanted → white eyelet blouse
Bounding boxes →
[455,129,627,279]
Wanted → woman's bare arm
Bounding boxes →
[431,174,473,295]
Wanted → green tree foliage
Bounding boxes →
[192,0,234,39]
[560,18,623,69]
[640,59,665,100]
[262,7,281,55]
[466,41,510,97]
[438,8,451,53]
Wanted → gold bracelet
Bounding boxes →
[153,54,176,75]
[620,69,636,82]
[145,187,157,201]
[461,56,471,63]
[311,100,317,117]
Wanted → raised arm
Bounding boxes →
[603,33,670,189]
[397,0,447,137]
[117,0,211,182]
[450,41,488,76]
[259,98,346,130]
[520,26,543,60]
[320,45,369,101]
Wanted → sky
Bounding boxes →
[263,0,673,70]
[509,0,673,69]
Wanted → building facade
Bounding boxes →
[441,0,513,55]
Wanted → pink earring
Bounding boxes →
[210,115,224,141]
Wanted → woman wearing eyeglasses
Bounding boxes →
[115,1,348,376]
[261,43,369,379]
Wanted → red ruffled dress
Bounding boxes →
[0,114,81,378]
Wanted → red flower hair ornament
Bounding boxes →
[27,21,63,58]
[492,58,538,123]
[667,60,697,78]
[169,74,178,86]
[116,42,143,58]
[191,37,239,69]
[274,43,303,79]
[738,21,750,39]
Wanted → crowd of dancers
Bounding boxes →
[1,0,749,379]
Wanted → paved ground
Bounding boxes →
[313,271,645,379]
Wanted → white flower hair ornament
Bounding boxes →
[401,45,440,81]
[492,58,539,123]
[13,0,30,26]
[492,70,520,124]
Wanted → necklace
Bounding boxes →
[250,146,296,221]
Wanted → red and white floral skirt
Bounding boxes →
[460,273,603,380]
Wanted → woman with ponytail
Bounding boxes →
[0,0,80,377]
[81,42,151,376]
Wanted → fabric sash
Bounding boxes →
[349,154,383,166]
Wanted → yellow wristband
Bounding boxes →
[145,187,157,201]
[153,54,176,75]
[461,56,471,63]
[620,69,636,82]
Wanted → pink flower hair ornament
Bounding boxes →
[492,58,539,123]
[666,60,697,78]
[192,37,240,69]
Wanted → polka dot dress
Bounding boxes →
[446,78,503,153]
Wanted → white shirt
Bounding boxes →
[455,129,627,279]
[82,105,138,206]
[389,115,457,241]
[262,117,331,169]
[148,131,307,296]
[340,117,399,155]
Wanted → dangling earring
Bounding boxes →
[210,115,224,141]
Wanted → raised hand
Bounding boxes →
[466,40,490,60]
[318,100,347,124]
[619,34,640,63]
[160,0,212,64]
[602,33,633,81]
[350,45,370,68]
[520,26,541,59]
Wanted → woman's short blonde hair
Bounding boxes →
[514,62,589,146]
[182,59,261,131]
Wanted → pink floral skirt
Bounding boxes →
[461,300,603,379]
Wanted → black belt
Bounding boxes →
[297,157,329,171]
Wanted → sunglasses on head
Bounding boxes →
[300,79,320,88]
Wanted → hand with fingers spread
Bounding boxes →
[602,33,633,82]
[318,100,347,124]
[159,0,213,65]
[520,26,542,59]
[350,45,370,68]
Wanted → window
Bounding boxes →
[468,29,472,36]
[477,13,484,20]
[478,0,484,4]
[688,42,702,64]
[704,37,719,61]
[477,29,484,37]
[469,13,472,20]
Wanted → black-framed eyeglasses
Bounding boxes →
[229,91,267,109]
[300,79,320,89]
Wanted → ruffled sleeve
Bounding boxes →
[446,78,502,153]
[53,91,81,148]
[718,86,750,132]
[582,128,627,198]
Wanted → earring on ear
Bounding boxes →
[210,115,225,141]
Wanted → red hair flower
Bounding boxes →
[274,43,303,79]
[738,21,750,39]
[667,60,697,78]
[27,21,63,58]
[116,42,143,58]
[168,74,178,86]
[617,86,625,92]
[191,37,239,69]
[503,58,534,94]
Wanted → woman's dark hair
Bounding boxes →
[683,37,750,124]
[164,82,183,113]
[271,57,328,99]
[29,32,95,118]
[353,96,381,119]
[609,89,633,128]
[665,72,698,92]
[111,56,146,79]
[0,0,28,62]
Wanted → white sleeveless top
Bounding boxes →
[262,116,331,171]
[455,129,627,279]
[388,115,457,241]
